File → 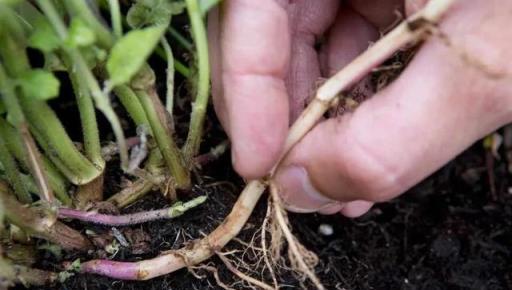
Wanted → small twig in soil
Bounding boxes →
[58,196,207,226]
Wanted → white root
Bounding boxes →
[261,200,279,289]
[216,251,276,290]
[270,182,325,290]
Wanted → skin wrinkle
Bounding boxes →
[349,0,404,29]
[284,0,340,120]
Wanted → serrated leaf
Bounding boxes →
[199,0,221,16]
[28,17,60,52]
[127,0,184,28]
[65,18,96,48]
[18,69,60,100]
[106,25,166,87]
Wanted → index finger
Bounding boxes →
[209,0,291,179]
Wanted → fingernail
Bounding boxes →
[275,166,342,213]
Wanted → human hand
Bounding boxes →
[208,0,512,217]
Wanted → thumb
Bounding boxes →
[275,10,512,216]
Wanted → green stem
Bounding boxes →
[0,61,53,203]
[155,46,191,78]
[62,0,113,48]
[168,27,193,52]
[68,66,105,169]
[175,59,192,78]
[0,118,69,204]
[0,135,32,203]
[161,38,175,120]
[134,89,190,188]
[19,97,103,185]
[113,85,150,127]
[108,0,122,38]
[183,0,211,161]
[38,0,130,171]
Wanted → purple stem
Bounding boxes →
[58,207,170,226]
[58,196,206,226]
[80,260,140,280]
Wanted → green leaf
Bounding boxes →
[106,25,167,87]
[199,0,221,16]
[65,18,96,48]
[28,17,60,52]
[0,99,6,115]
[0,4,27,43]
[17,69,60,100]
[127,0,185,28]
[0,0,22,5]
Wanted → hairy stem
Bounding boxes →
[161,38,176,122]
[20,97,103,184]
[113,85,150,127]
[69,65,105,168]
[135,89,190,188]
[0,136,31,203]
[38,0,129,170]
[59,196,206,226]
[0,61,53,202]
[108,0,122,38]
[183,0,211,161]
[0,118,70,204]
[0,181,91,251]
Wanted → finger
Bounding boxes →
[275,5,379,214]
[211,0,291,179]
[284,0,340,121]
[276,0,512,212]
[319,6,378,76]
[318,6,378,103]
[340,201,374,218]
[208,7,228,129]
[348,0,404,30]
